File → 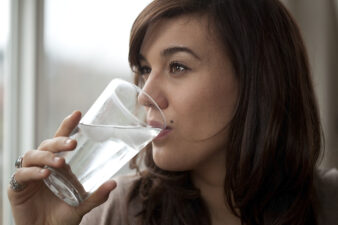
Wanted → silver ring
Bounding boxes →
[9,173,26,192]
[15,155,24,168]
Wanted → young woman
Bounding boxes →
[8,0,338,225]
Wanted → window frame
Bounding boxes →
[2,1,42,224]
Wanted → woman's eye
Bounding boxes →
[169,62,189,74]
[139,66,151,75]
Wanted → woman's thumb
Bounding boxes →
[76,180,117,216]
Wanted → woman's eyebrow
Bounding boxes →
[138,54,147,63]
[138,46,201,63]
[161,46,201,60]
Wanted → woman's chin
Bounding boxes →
[152,152,191,171]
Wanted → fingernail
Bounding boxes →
[40,169,47,174]
[54,157,61,162]
[65,139,73,145]
[66,113,74,119]
[71,110,80,117]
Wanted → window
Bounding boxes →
[0,0,9,222]
[39,0,152,142]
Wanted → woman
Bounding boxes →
[8,0,338,225]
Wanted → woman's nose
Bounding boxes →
[137,76,168,110]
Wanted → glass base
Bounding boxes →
[43,167,86,207]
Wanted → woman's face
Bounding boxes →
[139,14,238,171]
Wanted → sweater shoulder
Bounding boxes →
[80,174,141,225]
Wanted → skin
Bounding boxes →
[139,15,240,224]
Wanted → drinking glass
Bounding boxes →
[43,78,166,206]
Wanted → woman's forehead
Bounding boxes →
[140,14,220,59]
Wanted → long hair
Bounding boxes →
[127,0,322,224]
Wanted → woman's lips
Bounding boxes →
[148,120,172,140]
[154,127,172,140]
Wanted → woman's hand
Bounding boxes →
[8,111,116,225]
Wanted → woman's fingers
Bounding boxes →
[22,150,65,168]
[38,137,77,152]
[12,167,50,184]
[54,111,82,138]
[8,167,50,197]
[76,180,117,216]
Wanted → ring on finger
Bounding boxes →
[9,173,27,192]
[15,155,24,168]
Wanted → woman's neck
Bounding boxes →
[191,149,241,225]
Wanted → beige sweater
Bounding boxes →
[80,169,338,225]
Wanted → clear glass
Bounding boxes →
[44,79,166,206]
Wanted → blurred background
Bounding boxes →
[0,0,337,224]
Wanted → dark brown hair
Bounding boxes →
[127,0,322,225]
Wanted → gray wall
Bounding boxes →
[281,0,338,168]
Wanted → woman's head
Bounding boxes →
[129,0,321,224]
[133,13,238,171]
